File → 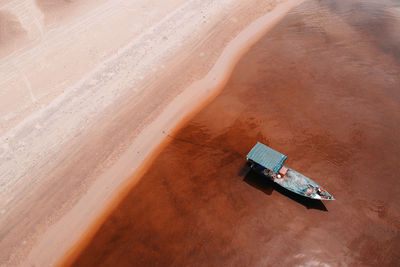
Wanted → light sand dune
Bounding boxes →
[0,10,27,56]
[0,0,303,265]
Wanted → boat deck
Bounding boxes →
[274,167,334,200]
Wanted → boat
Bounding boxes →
[246,142,334,200]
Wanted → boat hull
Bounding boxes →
[249,163,334,200]
[274,167,334,200]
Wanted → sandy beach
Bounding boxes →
[0,0,303,265]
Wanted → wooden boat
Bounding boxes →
[246,142,334,200]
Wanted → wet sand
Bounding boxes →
[71,0,400,266]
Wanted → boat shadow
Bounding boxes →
[240,164,328,211]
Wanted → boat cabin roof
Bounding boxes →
[247,142,287,173]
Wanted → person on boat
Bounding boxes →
[268,170,282,180]
[317,187,326,197]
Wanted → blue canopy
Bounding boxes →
[246,142,287,173]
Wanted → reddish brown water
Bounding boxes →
[71,0,400,265]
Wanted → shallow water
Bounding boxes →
[72,0,400,265]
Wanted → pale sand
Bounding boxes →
[0,0,303,265]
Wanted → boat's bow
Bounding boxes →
[273,167,334,200]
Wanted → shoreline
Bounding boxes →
[55,0,304,265]
[0,0,305,265]
[71,0,400,263]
